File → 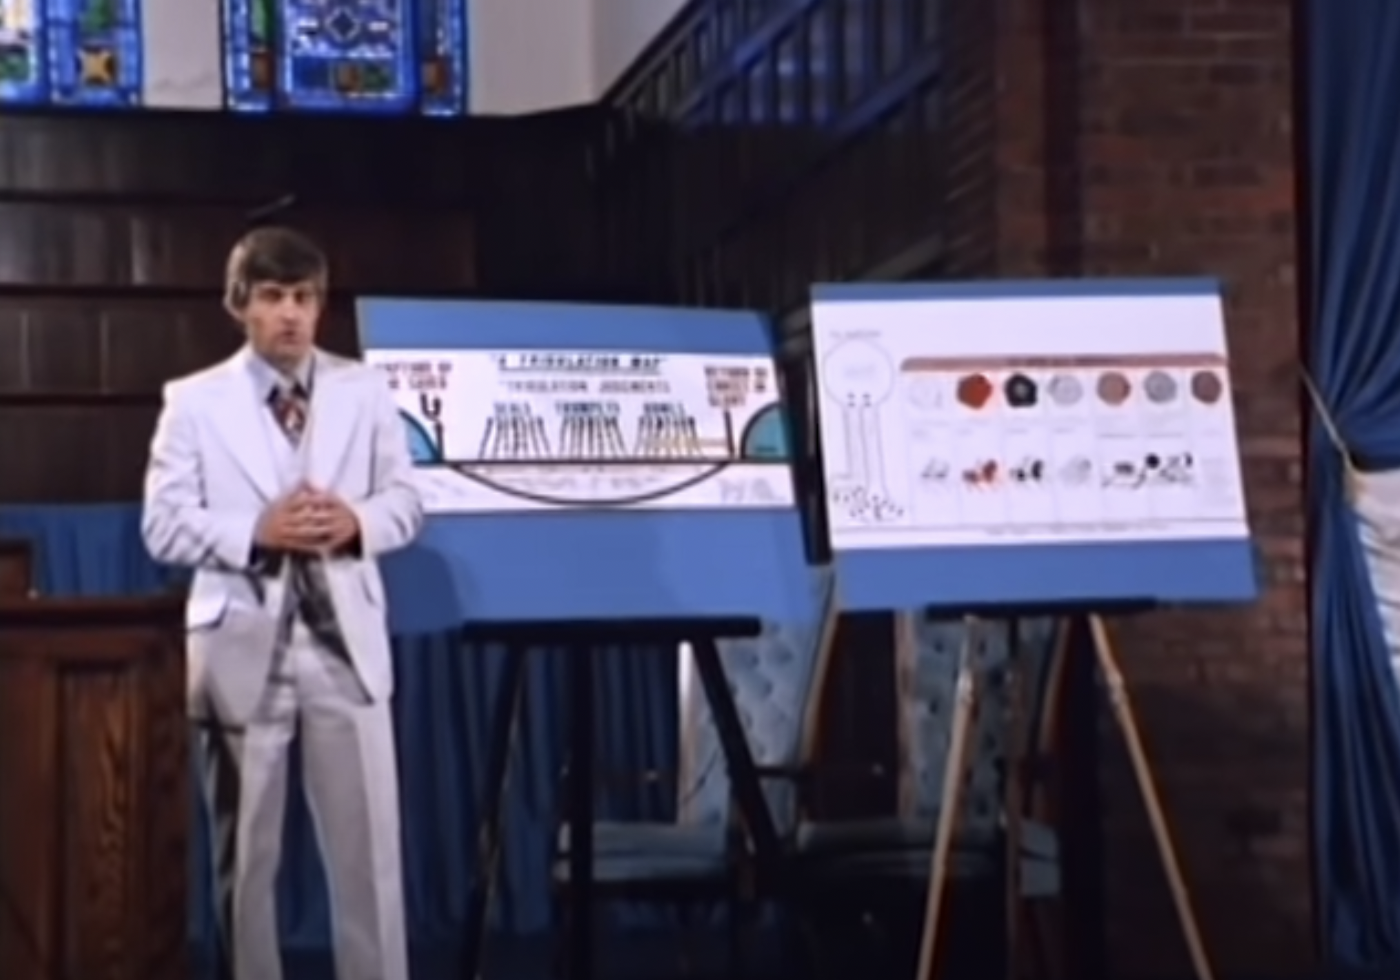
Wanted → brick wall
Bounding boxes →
[940,0,1309,975]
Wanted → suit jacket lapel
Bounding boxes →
[306,353,360,491]
[209,354,282,500]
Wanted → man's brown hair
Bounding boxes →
[224,226,329,310]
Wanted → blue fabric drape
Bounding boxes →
[1308,1,1400,968]
[0,504,678,955]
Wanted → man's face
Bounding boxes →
[238,279,322,370]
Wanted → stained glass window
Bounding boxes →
[0,0,468,113]
[223,0,273,111]
[0,0,47,102]
[277,0,415,112]
[47,0,142,106]
[224,0,467,114]
[416,0,464,116]
[0,0,141,105]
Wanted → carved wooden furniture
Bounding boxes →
[0,595,187,980]
[0,539,32,597]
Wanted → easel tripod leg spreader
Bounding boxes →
[913,614,1215,980]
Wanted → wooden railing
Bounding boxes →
[592,0,949,314]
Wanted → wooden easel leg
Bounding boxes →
[915,616,980,980]
[1003,618,1026,980]
[1087,615,1215,980]
[1028,619,1072,980]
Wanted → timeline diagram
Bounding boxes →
[365,349,795,514]
[480,404,554,458]
[820,338,905,524]
[809,289,1252,551]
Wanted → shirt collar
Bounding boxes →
[243,346,315,399]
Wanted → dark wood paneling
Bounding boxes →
[470,108,614,297]
[0,113,474,205]
[0,404,158,503]
[0,597,187,980]
[0,539,32,596]
[0,297,232,395]
[0,295,364,400]
[597,0,944,312]
[0,292,370,503]
[0,107,621,503]
[0,203,475,293]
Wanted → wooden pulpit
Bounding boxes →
[0,591,188,980]
[0,539,32,598]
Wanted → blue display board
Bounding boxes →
[807,278,1259,612]
[359,298,816,634]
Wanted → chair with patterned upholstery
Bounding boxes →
[893,614,1061,877]
[892,613,1064,976]
[551,567,839,975]
[772,613,1064,978]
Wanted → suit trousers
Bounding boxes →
[197,620,408,980]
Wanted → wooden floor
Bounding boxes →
[192,933,802,980]
[186,888,1005,979]
[186,917,1007,980]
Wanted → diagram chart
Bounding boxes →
[820,338,905,524]
[810,287,1252,551]
[365,349,795,513]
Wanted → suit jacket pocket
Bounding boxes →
[358,567,386,608]
[186,591,229,632]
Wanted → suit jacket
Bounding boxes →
[141,346,423,723]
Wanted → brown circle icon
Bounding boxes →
[1096,371,1131,406]
[956,373,995,410]
[1190,370,1224,405]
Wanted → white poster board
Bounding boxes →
[809,287,1251,552]
[364,348,795,514]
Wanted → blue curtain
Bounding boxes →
[1308,1,1400,968]
[0,504,679,955]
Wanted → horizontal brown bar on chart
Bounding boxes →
[898,352,1230,372]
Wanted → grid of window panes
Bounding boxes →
[0,0,143,106]
[609,0,940,126]
[599,0,945,311]
[223,0,469,113]
[0,0,467,113]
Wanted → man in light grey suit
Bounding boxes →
[141,227,423,980]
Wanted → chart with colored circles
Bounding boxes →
[809,286,1252,551]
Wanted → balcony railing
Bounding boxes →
[592,0,947,313]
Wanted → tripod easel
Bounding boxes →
[913,613,1214,980]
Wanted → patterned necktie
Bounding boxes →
[267,380,339,639]
[269,384,309,444]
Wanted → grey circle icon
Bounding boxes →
[1048,373,1083,406]
[1059,457,1093,485]
[1144,370,1178,404]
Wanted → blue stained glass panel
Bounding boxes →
[223,0,273,111]
[417,0,464,115]
[45,0,141,107]
[0,0,48,102]
[278,0,416,112]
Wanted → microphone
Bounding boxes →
[245,193,296,226]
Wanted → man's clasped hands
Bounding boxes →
[255,483,360,555]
